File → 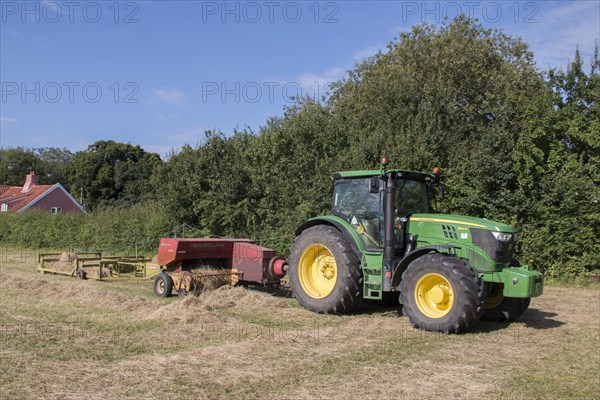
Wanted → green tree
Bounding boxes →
[0,147,46,185]
[328,17,546,227]
[36,147,73,186]
[517,45,600,276]
[151,130,258,236]
[67,140,161,210]
[149,18,597,277]
[0,147,73,186]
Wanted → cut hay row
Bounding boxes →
[2,248,598,400]
[1,269,294,320]
[1,275,158,313]
[146,286,290,323]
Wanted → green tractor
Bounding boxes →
[288,159,544,333]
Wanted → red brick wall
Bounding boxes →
[29,187,83,213]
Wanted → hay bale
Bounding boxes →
[188,266,236,291]
[43,252,77,273]
[195,273,232,291]
[59,252,77,262]
[81,267,112,278]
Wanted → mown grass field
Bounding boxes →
[1,248,598,400]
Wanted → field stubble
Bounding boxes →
[0,249,598,399]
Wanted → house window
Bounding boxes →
[51,207,62,215]
[1,203,7,212]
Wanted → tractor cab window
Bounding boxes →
[392,178,429,252]
[332,178,383,250]
[395,179,429,218]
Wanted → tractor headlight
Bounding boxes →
[491,231,513,242]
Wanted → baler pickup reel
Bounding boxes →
[152,238,288,298]
[168,268,243,297]
[37,252,161,280]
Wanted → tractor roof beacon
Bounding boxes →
[289,158,544,334]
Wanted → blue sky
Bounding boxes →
[1,0,599,157]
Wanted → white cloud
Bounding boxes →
[262,67,346,102]
[158,127,206,144]
[152,88,186,104]
[8,31,23,39]
[390,26,412,36]
[0,116,17,125]
[297,67,344,88]
[294,67,345,98]
[146,127,208,157]
[157,112,183,122]
[386,2,599,71]
[144,144,181,159]
[523,2,600,71]
[353,44,389,61]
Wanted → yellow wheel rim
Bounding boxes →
[485,283,504,309]
[414,273,454,318]
[298,244,337,299]
[156,279,165,294]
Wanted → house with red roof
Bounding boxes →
[0,172,84,214]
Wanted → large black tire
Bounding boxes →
[481,284,531,322]
[154,272,173,298]
[289,225,362,314]
[399,254,485,333]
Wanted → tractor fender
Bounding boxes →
[391,245,460,287]
[295,216,365,260]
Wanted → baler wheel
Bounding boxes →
[289,225,362,314]
[154,272,173,298]
[399,254,485,333]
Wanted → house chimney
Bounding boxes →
[22,171,39,193]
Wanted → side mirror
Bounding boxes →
[369,176,380,193]
[439,184,446,201]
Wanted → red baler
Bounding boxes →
[153,238,288,297]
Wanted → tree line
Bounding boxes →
[1,18,598,279]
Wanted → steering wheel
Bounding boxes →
[349,205,371,223]
[337,195,353,214]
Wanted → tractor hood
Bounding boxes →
[409,214,517,233]
[408,214,518,269]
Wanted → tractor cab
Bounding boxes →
[330,168,433,253]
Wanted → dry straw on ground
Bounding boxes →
[198,286,289,310]
[147,286,289,323]
[1,248,598,400]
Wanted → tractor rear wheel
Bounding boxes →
[481,283,530,322]
[154,272,173,298]
[289,225,362,314]
[399,254,485,333]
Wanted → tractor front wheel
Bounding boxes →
[481,283,530,322]
[154,272,173,298]
[399,254,485,333]
[289,225,362,314]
